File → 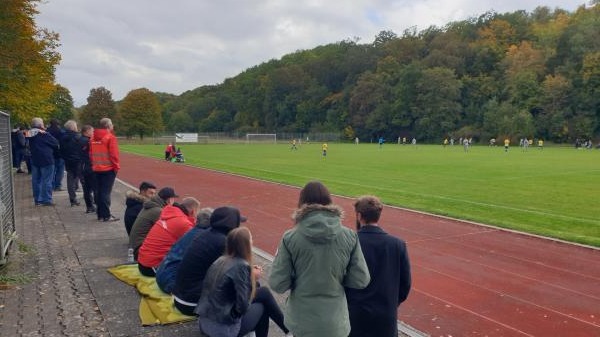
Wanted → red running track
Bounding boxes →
[118,153,600,337]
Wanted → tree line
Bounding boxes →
[2,1,599,143]
[155,4,599,143]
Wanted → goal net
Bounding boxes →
[246,133,277,144]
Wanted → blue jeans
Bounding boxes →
[32,164,55,204]
[54,158,65,189]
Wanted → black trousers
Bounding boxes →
[65,162,82,203]
[238,287,288,337]
[94,170,116,219]
[82,169,97,209]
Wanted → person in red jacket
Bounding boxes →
[90,118,120,221]
[138,197,201,277]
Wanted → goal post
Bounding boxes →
[246,133,277,144]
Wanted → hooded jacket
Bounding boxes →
[27,128,59,167]
[124,190,150,235]
[269,204,370,337]
[129,196,168,251]
[90,128,119,172]
[173,207,242,306]
[138,204,195,268]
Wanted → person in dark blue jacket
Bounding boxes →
[47,118,65,191]
[60,120,86,206]
[172,206,245,315]
[28,118,60,206]
[345,195,412,337]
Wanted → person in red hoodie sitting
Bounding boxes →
[137,197,201,276]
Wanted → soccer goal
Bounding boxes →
[246,133,277,144]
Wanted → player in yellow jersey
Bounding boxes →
[291,139,298,150]
[322,143,328,158]
[504,138,510,152]
[538,139,544,150]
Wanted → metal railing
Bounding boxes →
[0,111,16,265]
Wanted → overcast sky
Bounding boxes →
[35,1,587,106]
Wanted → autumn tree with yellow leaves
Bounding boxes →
[0,0,61,125]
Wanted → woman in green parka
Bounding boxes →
[269,181,371,337]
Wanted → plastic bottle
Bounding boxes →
[127,248,134,263]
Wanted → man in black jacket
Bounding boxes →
[123,181,156,236]
[60,120,85,206]
[80,125,97,213]
[345,195,412,337]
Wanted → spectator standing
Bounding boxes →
[346,195,412,337]
[129,187,178,260]
[90,118,120,222]
[137,197,201,277]
[80,125,97,213]
[11,126,26,173]
[124,181,157,236]
[269,181,370,337]
[156,208,214,294]
[60,120,85,206]
[46,119,65,191]
[27,118,59,206]
[173,206,245,315]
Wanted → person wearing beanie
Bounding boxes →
[172,206,246,315]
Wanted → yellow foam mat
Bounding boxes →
[107,264,196,326]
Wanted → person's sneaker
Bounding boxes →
[102,215,120,222]
[86,207,96,214]
[39,202,55,207]
[70,200,80,206]
[53,187,63,191]
[16,169,24,173]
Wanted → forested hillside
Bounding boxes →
[159,5,599,143]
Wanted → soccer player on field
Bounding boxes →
[322,143,328,158]
[504,138,510,152]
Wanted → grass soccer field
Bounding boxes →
[121,143,600,247]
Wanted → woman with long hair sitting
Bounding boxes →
[195,226,290,337]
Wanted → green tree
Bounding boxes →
[80,87,116,127]
[0,0,60,124]
[413,67,463,139]
[48,84,74,122]
[167,110,194,132]
[119,88,163,139]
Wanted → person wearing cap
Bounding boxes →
[172,206,246,315]
[345,195,411,337]
[123,181,157,236]
[269,181,370,337]
[129,187,178,261]
[137,197,201,277]
[27,117,60,206]
[155,207,214,293]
